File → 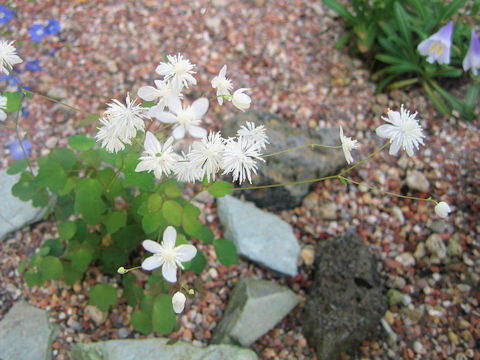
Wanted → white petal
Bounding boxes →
[163,136,174,151]
[144,131,161,152]
[375,124,394,139]
[188,126,207,139]
[168,96,182,114]
[175,244,197,262]
[138,86,160,101]
[417,39,432,57]
[0,110,6,121]
[173,125,186,139]
[142,255,164,271]
[163,226,177,248]
[154,111,178,124]
[389,140,401,156]
[172,292,186,314]
[219,64,227,78]
[148,103,165,118]
[191,97,209,117]
[162,260,177,283]
[142,239,163,254]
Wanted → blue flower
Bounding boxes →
[0,5,15,26]
[25,59,42,72]
[9,140,33,160]
[28,24,46,42]
[21,107,29,117]
[1,73,20,87]
[463,30,480,76]
[417,20,454,65]
[45,18,60,35]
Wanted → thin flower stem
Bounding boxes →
[338,175,436,203]
[339,142,390,176]
[19,87,89,115]
[235,174,340,191]
[262,143,341,159]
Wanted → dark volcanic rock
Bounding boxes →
[221,110,345,211]
[303,232,387,360]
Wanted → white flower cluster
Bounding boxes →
[96,54,265,184]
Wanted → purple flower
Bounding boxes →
[417,20,454,65]
[45,18,60,35]
[25,60,42,72]
[21,107,29,117]
[1,73,20,87]
[9,140,33,160]
[28,24,46,42]
[463,30,480,76]
[0,5,15,26]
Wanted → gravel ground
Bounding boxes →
[1,1,479,359]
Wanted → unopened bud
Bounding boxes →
[117,266,127,274]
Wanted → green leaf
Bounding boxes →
[24,269,42,287]
[79,113,101,126]
[39,256,64,281]
[68,134,96,151]
[103,211,127,234]
[322,0,356,23]
[49,148,77,171]
[162,200,183,226]
[152,294,176,334]
[213,238,239,266]
[4,91,22,112]
[140,101,155,108]
[122,273,144,308]
[393,2,412,49]
[142,211,166,234]
[97,168,123,200]
[56,177,76,196]
[58,221,77,239]
[182,204,213,243]
[62,262,84,285]
[100,248,127,275]
[189,250,207,275]
[54,194,75,221]
[42,239,63,257]
[71,248,93,272]
[22,89,33,99]
[11,171,37,202]
[339,176,347,185]
[424,82,451,115]
[439,0,468,22]
[74,179,106,225]
[80,149,101,167]
[17,258,29,275]
[207,181,234,197]
[7,159,28,175]
[89,284,118,312]
[131,310,153,335]
[147,193,164,213]
[164,184,182,198]
[114,224,143,251]
[36,160,68,193]
[123,153,155,191]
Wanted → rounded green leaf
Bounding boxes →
[142,211,165,234]
[147,193,163,213]
[164,184,182,198]
[161,200,182,226]
[71,248,93,272]
[68,134,96,150]
[36,161,68,193]
[39,256,64,281]
[4,91,22,112]
[207,181,234,197]
[59,221,77,240]
[89,284,118,312]
[152,294,176,334]
[7,159,28,175]
[213,238,239,266]
[131,310,153,335]
[102,211,127,234]
[189,250,207,275]
[49,148,77,171]
[24,270,42,287]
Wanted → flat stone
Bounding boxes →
[303,232,387,360]
[221,110,345,210]
[0,301,59,360]
[71,338,257,360]
[0,170,50,240]
[406,170,430,193]
[211,278,299,347]
[217,195,300,276]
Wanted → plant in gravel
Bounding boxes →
[322,0,479,120]
[2,38,453,337]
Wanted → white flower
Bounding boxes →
[141,226,197,283]
[237,122,269,150]
[417,20,454,65]
[95,116,126,153]
[339,126,359,164]
[434,201,451,218]
[173,152,203,183]
[135,131,180,180]
[153,97,208,140]
[138,80,181,116]
[231,88,251,112]
[104,93,146,142]
[0,40,23,75]
[211,65,233,105]
[189,131,225,182]
[172,291,187,314]
[0,95,7,121]
[222,137,264,184]
[155,53,196,93]
[376,105,425,157]
[463,30,480,76]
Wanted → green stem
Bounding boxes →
[262,143,341,159]
[339,142,390,176]
[19,87,89,115]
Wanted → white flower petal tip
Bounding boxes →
[0,40,23,75]
[140,226,197,283]
[232,88,251,112]
[434,202,451,218]
[417,21,454,65]
[376,105,424,157]
[172,291,187,314]
[339,126,359,165]
[211,65,233,105]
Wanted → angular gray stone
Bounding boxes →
[217,195,300,276]
[0,301,59,360]
[211,278,299,347]
[221,110,345,210]
[71,338,257,360]
[0,170,49,240]
[303,232,387,360]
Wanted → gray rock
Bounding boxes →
[0,301,59,360]
[221,110,345,210]
[211,278,299,347]
[303,232,387,360]
[406,170,430,193]
[71,338,257,360]
[217,195,300,276]
[0,170,50,240]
